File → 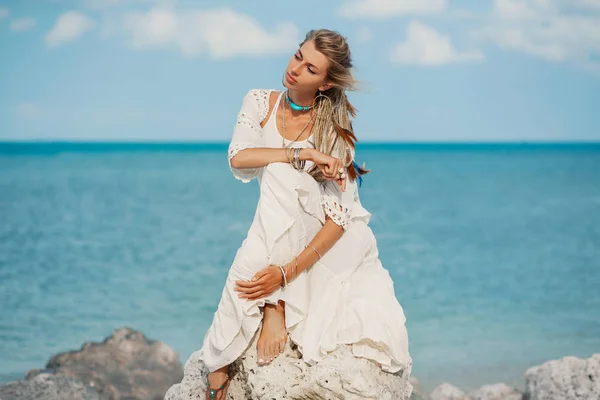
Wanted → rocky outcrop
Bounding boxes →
[430,383,468,400]
[467,383,522,400]
[165,328,413,400]
[409,377,429,400]
[0,373,102,400]
[524,353,600,400]
[429,382,523,400]
[2,325,597,400]
[0,327,183,400]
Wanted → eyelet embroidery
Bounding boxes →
[321,195,350,230]
[228,142,259,183]
[251,88,271,123]
[228,89,273,183]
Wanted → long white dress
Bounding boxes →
[198,88,413,377]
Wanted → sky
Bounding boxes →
[0,0,599,143]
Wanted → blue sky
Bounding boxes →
[1,0,599,142]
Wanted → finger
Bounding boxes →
[236,280,261,288]
[246,291,266,300]
[342,176,347,192]
[252,268,270,282]
[238,285,265,296]
[325,161,336,176]
[236,280,265,291]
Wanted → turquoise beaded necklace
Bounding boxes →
[285,91,314,111]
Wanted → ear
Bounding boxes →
[319,82,334,92]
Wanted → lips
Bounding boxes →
[286,72,297,84]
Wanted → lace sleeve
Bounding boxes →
[320,144,371,230]
[228,89,271,183]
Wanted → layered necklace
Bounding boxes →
[281,91,315,148]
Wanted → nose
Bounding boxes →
[291,64,301,75]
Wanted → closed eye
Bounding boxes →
[294,52,317,75]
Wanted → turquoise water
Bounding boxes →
[1,143,599,393]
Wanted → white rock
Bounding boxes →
[467,382,522,400]
[524,353,600,400]
[165,329,413,399]
[430,383,468,400]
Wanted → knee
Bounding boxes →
[260,163,301,193]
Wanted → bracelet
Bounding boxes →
[278,265,288,287]
[294,148,306,171]
[299,150,306,169]
[293,148,300,170]
[293,256,298,280]
[305,244,322,260]
[285,147,294,164]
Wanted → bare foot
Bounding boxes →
[257,300,288,366]
[206,366,230,400]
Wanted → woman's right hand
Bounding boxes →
[310,150,346,191]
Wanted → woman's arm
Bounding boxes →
[284,216,344,280]
[230,147,314,170]
[234,216,344,300]
[234,171,371,300]
[232,147,346,191]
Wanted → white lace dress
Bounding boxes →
[198,88,413,377]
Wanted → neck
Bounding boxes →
[286,89,316,107]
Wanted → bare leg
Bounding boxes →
[206,365,230,400]
[256,300,288,366]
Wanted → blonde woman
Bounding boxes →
[200,29,412,399]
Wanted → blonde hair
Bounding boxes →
[302,29,370,183]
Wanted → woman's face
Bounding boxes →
[284,40,331,93]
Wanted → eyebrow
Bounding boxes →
[298,49,320,72]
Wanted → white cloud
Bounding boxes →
[338,0,447,19]
[121,7,299,58]
[0,7,9,19]
[391,21,484,66]
[482,0,600,70]
[10,17,37,32]
[45,11,95,47]
[16,102,43,119]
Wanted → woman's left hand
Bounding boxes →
[234,265,283,300]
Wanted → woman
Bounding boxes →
[201,29,412,399]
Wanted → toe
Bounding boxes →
[257,343,265,365]
[279,338,286,353]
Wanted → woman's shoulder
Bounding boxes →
[242,88,280,121]
[243,88,280,100]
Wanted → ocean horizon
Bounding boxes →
[1,143,599,394]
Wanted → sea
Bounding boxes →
[1,142,599,394]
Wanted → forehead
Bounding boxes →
[299,40,330,71]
